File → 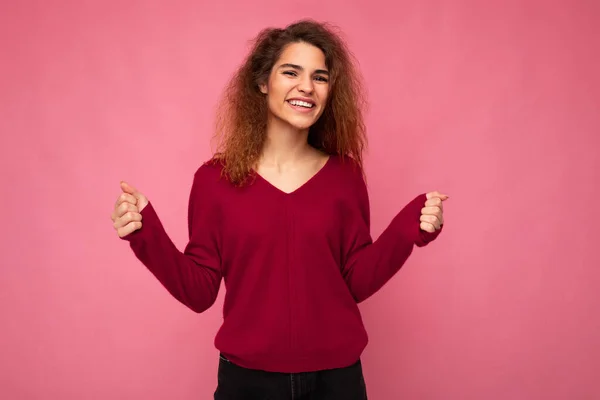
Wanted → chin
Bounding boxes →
[271,107,323,131]
[285,113,321,130]
[288,120,316,130]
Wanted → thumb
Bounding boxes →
[120,181,140,198]
[120,181,148,211]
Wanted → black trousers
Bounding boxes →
[214,354,368,399]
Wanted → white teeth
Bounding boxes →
[289,100,314,108]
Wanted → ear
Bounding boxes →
[259,82,268,94]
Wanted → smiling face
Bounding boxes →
[260,41,330,132]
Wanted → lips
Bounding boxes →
[286,98,315,109]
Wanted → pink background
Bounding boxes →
[1,1,599,399]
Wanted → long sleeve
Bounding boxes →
[121,165,222,313]
[341,170,442,303]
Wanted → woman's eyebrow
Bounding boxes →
[278,63,329,75]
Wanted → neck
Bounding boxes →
[260,116,312,167]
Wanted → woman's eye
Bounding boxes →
[282,71,327,83]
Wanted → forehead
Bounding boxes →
[276,42,327,70]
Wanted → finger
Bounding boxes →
[112,203,138,222]
[421,205,442,215]
[115,192,137,208]
[420,221,435,233]
[117,221,143,238]
[113,211,142,229]
[112,193,138,221]
[426,191,449,201]
[114,212,142,230]
[420,214,441,230]
[112,202,139,221]
[425,196,444,208]
[421,206,444,225]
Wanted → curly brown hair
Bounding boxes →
[212,19,368,186]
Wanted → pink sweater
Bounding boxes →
[122,155,442,372]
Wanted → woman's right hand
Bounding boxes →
[111,181,149,238]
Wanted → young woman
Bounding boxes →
[111,20,447,399]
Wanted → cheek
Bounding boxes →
[267,84,287,104]
[266,90,286,116]
[268,93,284,112]
[318,87,329,104]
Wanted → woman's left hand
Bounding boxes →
[420,191,449,233]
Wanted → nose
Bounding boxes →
[298,74,314,94]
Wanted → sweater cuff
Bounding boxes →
[416,223,443,247]
[120,202,160,244]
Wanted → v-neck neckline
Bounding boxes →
[253,156,333,196]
